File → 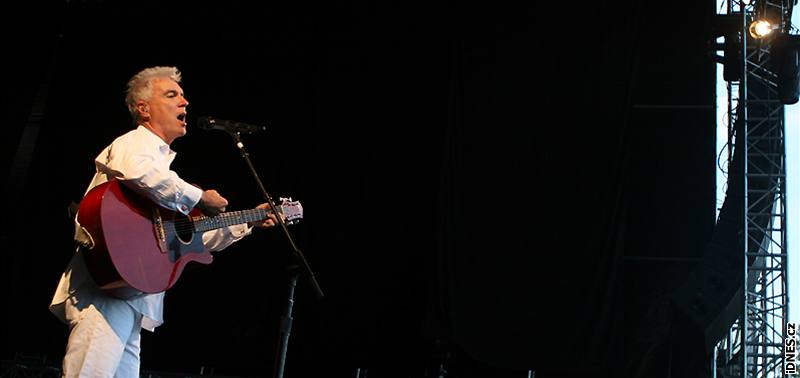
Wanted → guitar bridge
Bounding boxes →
[152,208,168,254]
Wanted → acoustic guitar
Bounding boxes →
[77,179,302,298]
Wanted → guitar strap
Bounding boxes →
[73,141,115,250]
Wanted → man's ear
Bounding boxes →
[137,103,150,119]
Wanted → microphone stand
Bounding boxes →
[227,131,324,378]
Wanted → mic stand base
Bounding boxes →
[273,266,299,378]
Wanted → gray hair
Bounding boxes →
[125,66,182,124]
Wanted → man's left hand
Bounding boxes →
[250,203,279,228]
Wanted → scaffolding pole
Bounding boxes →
[714,1,792,377]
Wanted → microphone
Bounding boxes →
[196,116,267,134]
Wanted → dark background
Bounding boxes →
[2,1,720,377]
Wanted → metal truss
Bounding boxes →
[714,1,792,377]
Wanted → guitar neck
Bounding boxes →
[192,208,269,232]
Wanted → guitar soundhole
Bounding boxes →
[173,215,195,244]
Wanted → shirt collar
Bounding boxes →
[136,125,174,155]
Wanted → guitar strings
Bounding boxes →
[170,208,272,233]
[174,211,266,232]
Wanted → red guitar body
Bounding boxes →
[78,179,211,297]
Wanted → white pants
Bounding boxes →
[62,293,142,377]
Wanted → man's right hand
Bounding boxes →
[197,189,228,216]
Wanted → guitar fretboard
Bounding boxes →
[191,208,269,232]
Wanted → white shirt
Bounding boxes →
[50,126,252,331]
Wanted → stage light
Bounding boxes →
[749,20,776,39]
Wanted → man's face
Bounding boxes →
[142,77,188,144]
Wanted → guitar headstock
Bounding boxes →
[278,197,304,225]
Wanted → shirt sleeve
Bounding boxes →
[95,137,203,216]
[202,224,254,252]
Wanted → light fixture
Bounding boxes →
[749,20,777,39]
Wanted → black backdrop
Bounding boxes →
[2,1,717,377]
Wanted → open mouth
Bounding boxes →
[177,113,187,123]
